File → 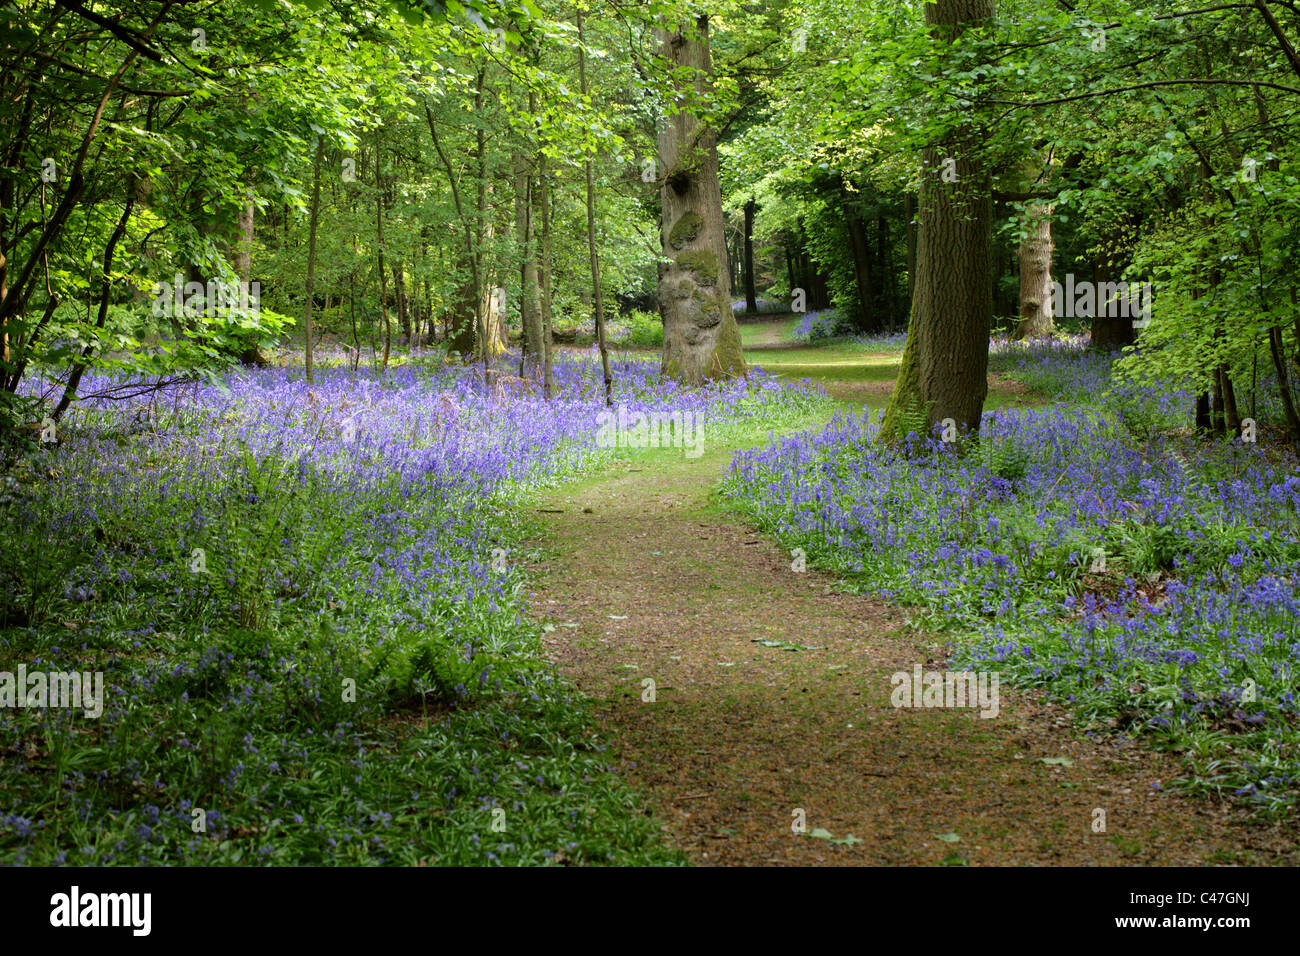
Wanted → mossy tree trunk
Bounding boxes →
[881,0,994,444]
[656,15,746,386]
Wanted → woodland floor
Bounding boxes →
[525,319,1300,865]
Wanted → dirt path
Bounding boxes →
[525,325,1298,865]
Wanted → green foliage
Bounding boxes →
[0,423,684,865]
[620,309,664,347]
[977,434,1031,483]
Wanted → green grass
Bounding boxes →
[739,317,1044,411]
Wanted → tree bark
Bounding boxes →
[1014,202,1054,339]
[656,15,747,385]
[577,11,612,404]
[393,264,410,345]
[882,0,994,443]
[743,197,757,313]
[539,154,555,399]
[904,192,917,304]
[842,181,880,332]
[514,143,543,374]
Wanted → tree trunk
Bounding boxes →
[656,15,747,385]
[377,178,391,371]
[904,192,917,303]
[1014,202,1054,339]
[882,0,994,444]
[1089,253,1135,351]
[880,214,900,330]
[843,185,880,332]
[784,235,796,296]
[393,265,410,345]
[743,197,757,313]
[53,182,136,419]
[474,80,494,382]
[426,93,484,364]
[1268,323,1300,454]
[514,143,543,373]
[231,188,268,366]
[577,11,612,404]
[539,154,555,399]
[304,136,325,383]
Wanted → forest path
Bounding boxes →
[524,329,1299,865]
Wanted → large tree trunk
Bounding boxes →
[481,278,506,358]
[1014,202,1054,339]
[881,0,994,444]
[656,15,747,385]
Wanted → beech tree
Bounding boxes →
[655,14,746,385]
